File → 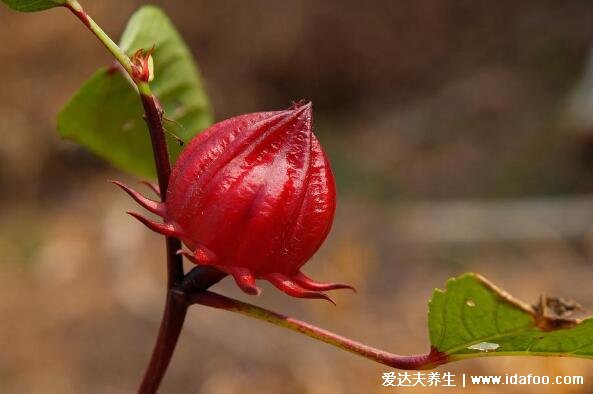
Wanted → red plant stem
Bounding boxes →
[139,94,184,285]
[136,93,186,394]
[138,94,226,393]
[138,294,188,393]
[183,290,448,370]
[62,2,226,392]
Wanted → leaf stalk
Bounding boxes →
[182,290,447,371]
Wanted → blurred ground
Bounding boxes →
[2,0,593,393]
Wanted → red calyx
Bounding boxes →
[113,102,354,303]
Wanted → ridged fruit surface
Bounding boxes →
[114,102,353,302]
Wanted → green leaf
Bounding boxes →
[58,5,213,178]
[429,273,593,362]
[1,0,65,12]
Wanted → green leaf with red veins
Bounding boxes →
[57,5,213,178]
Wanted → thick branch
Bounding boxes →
[183,290,448,370]
[138,294,188,393]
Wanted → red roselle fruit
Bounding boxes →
[113,101,354,303]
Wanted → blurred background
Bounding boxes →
[3,0,593,393]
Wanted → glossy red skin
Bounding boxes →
[115,102,353,302]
